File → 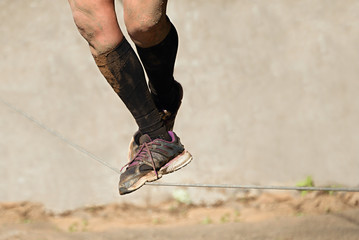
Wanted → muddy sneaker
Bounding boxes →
[119,131,192,195]
[127,81,183,160]
[127,130,142,161]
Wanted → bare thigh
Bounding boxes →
[68,0,124,55]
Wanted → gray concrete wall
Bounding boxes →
[1,0,359,211]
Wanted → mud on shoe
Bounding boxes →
[119,131,192,195]
[127,81,183,160]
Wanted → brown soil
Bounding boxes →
[1,192,359,239]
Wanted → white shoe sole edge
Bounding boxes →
[123,151,193,194]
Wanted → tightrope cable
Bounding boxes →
[2,97,359,192]
[0,97,121,175]
[146,182,359,192]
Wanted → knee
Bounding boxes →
[124,10,165,42]
[71,11,121,55]
[72,11,97,43]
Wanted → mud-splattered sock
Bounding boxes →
[93,38,170,141]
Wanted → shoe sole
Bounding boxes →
[159,150,192,175]
[119,151,193,195]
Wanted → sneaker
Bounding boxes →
[119,131,192,195]
[127,81,183,160]
[127,130,142,161]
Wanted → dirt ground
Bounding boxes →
[1,191,359,240]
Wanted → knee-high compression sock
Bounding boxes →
[136,20,181,113]
[93,39,171,141]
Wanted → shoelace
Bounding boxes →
[121,142,159,179]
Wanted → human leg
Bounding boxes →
[68,0,192,195]
[68,0,123,56]
[124,0,182,118]
[124,0,183,161]
[120,1,192,194]
[68,0,169,140]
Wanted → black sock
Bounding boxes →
[93,39,171,141]
[136,19,180,112]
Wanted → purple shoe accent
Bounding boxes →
[119,131,191,195]
[168,131,175,142]
[127,82,183,161]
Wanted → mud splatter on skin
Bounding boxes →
[69,0,123,55]
[69,0,170,51]
[69,0,104,51]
